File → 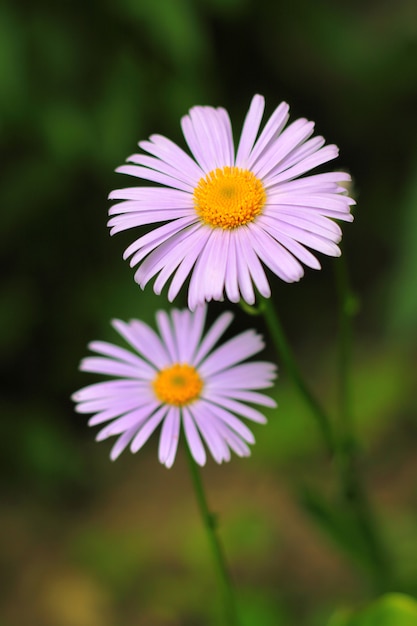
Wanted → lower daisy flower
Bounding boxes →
[72,306,277,467]
[108,94,355,310]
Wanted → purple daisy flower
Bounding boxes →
[109,95,355,310]
[72,306,277,467]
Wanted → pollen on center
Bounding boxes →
[193,166,266,229]
[152,363,203,406]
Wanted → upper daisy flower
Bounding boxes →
[109,95,355,310]
[72,306,277,467]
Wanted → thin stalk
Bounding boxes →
[334,255,391,590]
[259,288,390,588]
[185,445,240,626]
[260,297,335,455]
[334,253,355,441]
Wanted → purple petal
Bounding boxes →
[235,95,265,168]
[211,388,277,408]
[247,101,290,167]
[110,425,140,461]
[130,405,169,453]
[158,406,180,467]
[111,319,170,369]
[254,118,315,180]
[139,133,204,181]
[207,394,268,423]
[182,106,233,172]
[191,406,231,463]
[209,362,277,390]
[72,380,140,403]
[192,310,234,367]
[182,406,207,466]
[80,356,148,379]
[199,329,264,377]
[248,224,305,282]
[116,164,193,192]
[202,401,255,443]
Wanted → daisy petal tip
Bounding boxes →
[122,249,131,261]
[78,358,90,372]
[110,447,123,462]
[95,430,108,443]
[71,390,81,402]
[191,451,206,466]
[242,294,256,306]
[252,93,265,106]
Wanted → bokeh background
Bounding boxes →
[1,0,417,624]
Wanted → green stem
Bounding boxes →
[185,445,240,626]
[259,286,390,589]
[334,255,390,590]
[260,297,336,455]
[334,253,355,440]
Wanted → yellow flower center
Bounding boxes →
[152,363,203,406]
[193,166,266,229]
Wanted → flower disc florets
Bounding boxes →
[153,363,203,406]
[193,166,266,229]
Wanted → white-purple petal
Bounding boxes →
[248,224,305,283]
[158,406,180,468]
[191,407,231,463]
[192,310,235,367]
[116,164,193,192]
[206,394,269,424]
[254,118,315,180]
[209,362,277,390]
[88,398,157,427]
[110,425,140,461]
[199,330,264,377]
[71,380,140,403]
[80,356,149,380]
[236,227,272,299]
[265,144,339,186]
[139,133,204,181]
[165,228,209,302]
[247,101,290,169]
[111,319,169,370]
[211,420,251,458]
[212,388,277,408]
[202,401,256,444]
[235,94,265,168]
[182,406,207,466]
[130,405,169,453]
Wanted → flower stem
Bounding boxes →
[185,445,240,626]
[334,255,391,590]
[260,297,336,455]
[259,285,390,588]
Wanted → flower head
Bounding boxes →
[109,95,355,310]
[72,306,277,467]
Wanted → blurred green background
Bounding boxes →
[1,0,417,624]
